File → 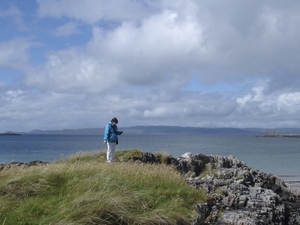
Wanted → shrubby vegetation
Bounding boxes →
[0,149,206,225]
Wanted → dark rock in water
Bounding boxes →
[132,152,300,225]
[0,132,20,136]
[257,132,300,138]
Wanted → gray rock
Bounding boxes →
[177,153,299,225]
[125,151,300,224]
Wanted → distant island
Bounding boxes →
[256,131,300,138]
[5,126,300,136]
[0,132,20,136]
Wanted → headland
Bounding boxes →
[1,150,300,224]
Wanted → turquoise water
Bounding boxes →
[1,133,300,181]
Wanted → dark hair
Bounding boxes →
[111,117,118,123]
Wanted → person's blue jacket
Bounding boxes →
[103,122,122,142]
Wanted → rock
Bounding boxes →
[0,161,48,171]
[178,153,300,225]
[127,152,300,224]
[194,203,210,224]
[140,152,160,163]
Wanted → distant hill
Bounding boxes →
[25,126,300,136]
[28,128,102,135]
[121,126,254,135]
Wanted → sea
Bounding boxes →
[1,133,300,183]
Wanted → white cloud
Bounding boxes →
[235,84,300,125]
[23,48,121,93]
[143,107,169,118]
[278,93,300,113]
[236,94,252,106]
[24,8,205,93]
[0,38,31,70]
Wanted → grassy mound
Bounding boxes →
[0,149,206,225]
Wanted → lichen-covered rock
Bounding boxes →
[177,153,300,225]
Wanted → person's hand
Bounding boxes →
[103,140,107,144]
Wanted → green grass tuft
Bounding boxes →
[0,149,206,225]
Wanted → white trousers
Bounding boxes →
[107,142,116,162]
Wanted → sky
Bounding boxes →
[1,0,300,132]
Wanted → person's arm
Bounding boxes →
[115,126,123,135]
[103,125,109,144]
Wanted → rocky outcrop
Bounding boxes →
[136,152,300,225]
[0,161,48,171]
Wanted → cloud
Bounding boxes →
[235,85,300,126]
[36,1,300,82]
[1,0,300,132]
[53,22,81,36]
[278,93,300,113]
[0,38,31,70]
[0,5,27,30]
[31,0,300,91]
[37,0,160,23]
[25,8,205,93]
[194,1,300,83]
[23,47,121,93]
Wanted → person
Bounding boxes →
[103,117,123,162]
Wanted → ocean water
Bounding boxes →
[1,133,300,182]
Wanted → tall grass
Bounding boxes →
[0,150,206,225]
